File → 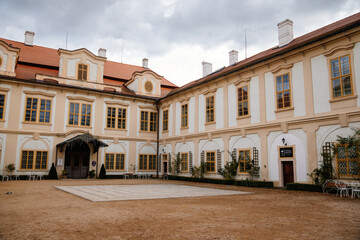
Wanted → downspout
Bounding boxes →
[96,150,99,178]
[156,101,160,179]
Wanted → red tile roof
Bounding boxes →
[164,12,360,98]
[0,37,177,88]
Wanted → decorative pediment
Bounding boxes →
[271,63,293,74]
[58,48,106,61]
[105,100,129,107]
[23,90,55,98]
[323,43,354,57]
[67,96,95,102]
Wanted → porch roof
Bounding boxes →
[56,133,108,153]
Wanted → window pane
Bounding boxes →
[276,77,282,92]
[340,56,350,75]
[332,79,341,98]
[331,59,340,78]
[342,76,352,96]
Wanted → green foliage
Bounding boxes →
[286,183,322,192]
[170,153,181,175]
[99,164,106,179]
[217,151,239,181]
[48,163,58,179]
[245,159,260,180]
[89,170,95,178]
[190,162,207,179]
[308,158,334,185]
[5,163,15,173]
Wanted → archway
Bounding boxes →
[64,142,90,179]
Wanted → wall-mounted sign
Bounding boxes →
[57,158,63,166]
[280,147,294,158]
[92,160,97,166]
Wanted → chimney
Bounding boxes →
[24,31,35,46]
[98,48,106,58]
[229,50,238,65]
[277,19,293,47]
[202,61,212,77]
[142,58,148,68]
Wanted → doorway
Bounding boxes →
[282,161,294,186]
[64,142,90,179]
[163,162,168,174]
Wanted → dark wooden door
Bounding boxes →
[282,161,294,186]
[64,151,90,179]
[163,162,168,174]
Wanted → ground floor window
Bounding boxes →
[206,151,215,172]
[105,153,125,170]
[238,149,250,173]
[336,144,359,177]
[20,150,48,170]
[180,153,188,172]
[139,154,156,170]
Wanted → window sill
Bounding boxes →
[274,107,294,113]
[0,119,5,122]
[106,170,126,172]
[205,121,216,126]
[66,125,92,129]
[180,127,189,130]
[22,121,52,126]
[236,115,251,120]
[17,170,48,172]
[162,130,169,133]
[139,130,157,133]
[329,94,357,103]
[104,128,127,132]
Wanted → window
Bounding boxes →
[24,97,51,123]
[20,150,48,170]
[140,111,157,132]
[106,107,126,129]
[163,154,168,162]
[239,149,250,173]
[276,73,291,109]
[238,86,249,116]
[0,94,5,120]
[163,110,168,131]
[330,55,353,98]
[105,153,125,170]
[139,154,157,170]
[206,152,216,172]
[77,63,88,81]
[69,102,91,126]
[206,96,215,123]
[336,144,359,177]
[181,104,188,128]
[180,153,188,172]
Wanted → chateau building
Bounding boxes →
[0,13,359,186]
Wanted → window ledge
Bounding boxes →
[105,128,127,132]
[17,170,48,172]
[106,170,126,172]
[275,107,294,113]
[236,115,251,120]
[329,95,357,103]
[66,125,92,129]
[180,126,189,130]
[0,119,5,122]
[22,121,52,126]
[139,130,157,133]
[162,130,169,133]
[205,121,216,126]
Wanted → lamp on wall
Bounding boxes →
[162,149,165,154]
[282,137,287,146]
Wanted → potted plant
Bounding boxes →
[62,169,68,179]
[89,170,95,178]
[5,163,15,177]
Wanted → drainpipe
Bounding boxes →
[156,101,160,179]
[96,150,99,179]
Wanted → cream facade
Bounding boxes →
[1,14,360,186]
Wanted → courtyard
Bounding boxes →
[0,179,359,240]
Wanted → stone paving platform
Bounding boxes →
[55,184,251,202]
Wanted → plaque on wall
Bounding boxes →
[57,158,63,166]
[280,147,294,158]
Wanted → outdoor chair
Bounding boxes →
[2,175,11,182]
[123,174,130,179]
[335,180,349,197]
[28,174,36,180]
[12,175,20,181]
[36,173,43,180]
[350,181,360,199]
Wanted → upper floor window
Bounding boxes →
[330,55,353,98]
[140,111,157,132]
[206,96,215,123]
[237,86,249,117]
[106,107,126,129]
[276,73,291,109]
[181,104,188,128]
[20,150,48,170]
[239,149,250,173]
[68,102,91,127]
[0,94,5,120]
[24,97,52,123]
[206,151,216,172]
[105,153,125,170]
[139,154,157,171]
[163,109,168,131]
[77,63,88,81]
[180,153,188,172]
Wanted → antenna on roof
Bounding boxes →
[121,41,124,63]
[66,32,68,50]
[245,27,247,59]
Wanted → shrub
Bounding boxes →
[218,151,239,181]
[286,183,322,192]
[234,180,274,188]
[48,163,58,179]
[99,164,107,179]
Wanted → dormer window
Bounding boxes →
[77,63,88,81]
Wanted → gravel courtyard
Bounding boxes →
[0,179,359,240]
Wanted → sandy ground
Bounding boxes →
[0,179,359,240]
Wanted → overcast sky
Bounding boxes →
[1,0,359,87]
